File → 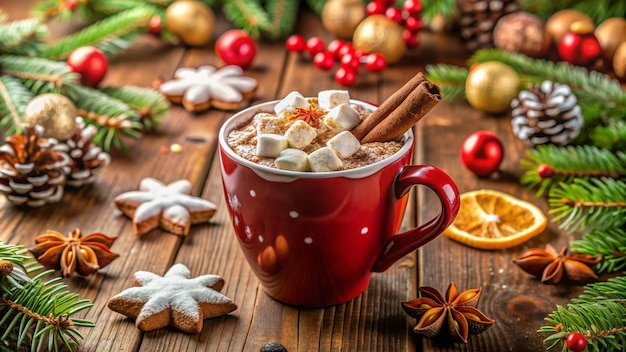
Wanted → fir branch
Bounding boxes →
[549,177,626,232]
[425,63,468,101]
[589,120,626,151]
[40,6,158,60]
[264,0,300,40]
[0,55,79,94]
[572,276,626,304]
[304,0,327,15]
[100,85,170,131]
[571,230,626,274]
[520,145,626,197]
[0,19,47,56]
[222,0,272,39]
[0,76,33,136]
[67,85,142,151]
[520,0,626,23]
[422,0,457,21]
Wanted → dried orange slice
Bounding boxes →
[444,189,547,250]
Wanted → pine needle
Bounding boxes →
[222,0,272,39]
[571,229,626,274]
[100,85,170,131]
[0,18,47,56]
[0,76,33,136]
[425,63,468,101]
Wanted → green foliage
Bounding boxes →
[520,0,626,23]
[425,63,468,101]
[0,241,94,352]
[571,229,626,274]
[0,18,47,56]
[100,85,170,131]
[0,75,34,135]
[520,145,626,196]
[549,177,626,232]
[265,0,300,40]
[0,55,78,94]
[590,120,626,151]
[422,0,457,21]
[221,0,272,39]
[304,0,327,14]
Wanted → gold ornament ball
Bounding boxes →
[546,9,593,45]
[595,17,626,63]
[24,93,77,140]
[166,0,215,46]
[465,62,520,114]
[353,15,406,64]
[614,41,626,80]
[322,0,366,39]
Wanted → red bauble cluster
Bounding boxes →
[285,35,387,87]
[365,0,422,48]
[565,332,587,352]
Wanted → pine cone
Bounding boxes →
[0,126,70,207]
[456,0,522,51]
[511,80,583,146]
[54,118,111,187]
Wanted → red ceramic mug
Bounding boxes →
[218,99,460,307]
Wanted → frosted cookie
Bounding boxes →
[159,65,257,112]
[107,263,237,334]
[114,177,216,236]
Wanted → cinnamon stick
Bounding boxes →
[351,72,428,140]
[360,76,442,143]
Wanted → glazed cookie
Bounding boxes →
[159,65,258,112]
[107,263,237,334]
[114,177,216,236]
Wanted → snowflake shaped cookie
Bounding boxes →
[107,263,237,334]
[114,177,216,236]
[159,65,258,112]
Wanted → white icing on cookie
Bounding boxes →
[107,263,237,334]
[159,65,257,106]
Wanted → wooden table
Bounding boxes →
[2,2,582,351]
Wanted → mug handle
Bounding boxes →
[371,165,460,273]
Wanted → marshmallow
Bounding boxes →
[274,91,309,115]
[275,148,310,171]
[318,90,350,110]
[327,131,360,158]
[256,134,288,157]
[308,147,343,172]
[256,114,284,135]
[323,103,360,132]
[285,120,317,149]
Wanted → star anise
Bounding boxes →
[29,228,119,277]
[401,282,495,343]
[513,244,601,284]
[288,106,325,127]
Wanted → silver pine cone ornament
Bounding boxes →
[54,118,111,187]
[511,80,583,146]
[0,126,70,207]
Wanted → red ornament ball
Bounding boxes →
[335,67,357,87]
[306,37,325,57]
[67,46,108,87]
[313,51,335,71]
[537,164,553,179]
[558,22,602,67]
[286,34,306,52]
[216,29,257,69]
[565,332,587,352]
[460,131,504,177]
[364,53,386,72]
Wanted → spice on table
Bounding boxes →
[401,282,495,343]
[513,244,601,284]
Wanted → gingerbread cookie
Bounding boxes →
[159,65,258,112]
[107,263,237,334]
[114,177,216,236]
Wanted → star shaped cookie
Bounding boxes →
[159,65,258,112]
[114,177,216,236]
[107,263,237,334]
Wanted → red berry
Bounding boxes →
[327,39,346,59]
[338,43,354,58]
[286,34,306,52]
[537,164,553,179]
[335,67,357,87]
[306,37,325,57]
[385,7,404,23]
[403,0,421,15]
[404,16,422,33]
[565,332,587,352]
[366,1,386,16]
[364,53,386,72]
[313,51,335,71]
[148,15,162,35]
[65,0,78,11]
[403,29,419,48]
[67,46,108,87]
[340,53,360,71]
[460,131,504,177]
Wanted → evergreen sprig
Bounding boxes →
[100,85,170,131]
[264,0,300,40]
[520,145,626,196]
[0,75,34,135]
[549,177,626,232]
[0,241,94,352]
[0,18,47,56]
[0,55,79,94]
[425,63,469,101]
[571,229,626,274]
[520,0,626,23]
[222,0,273,39]
[39,6,158,60]
[421,0,457,21]
[539,277,626,351]
[589,120,626,151]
